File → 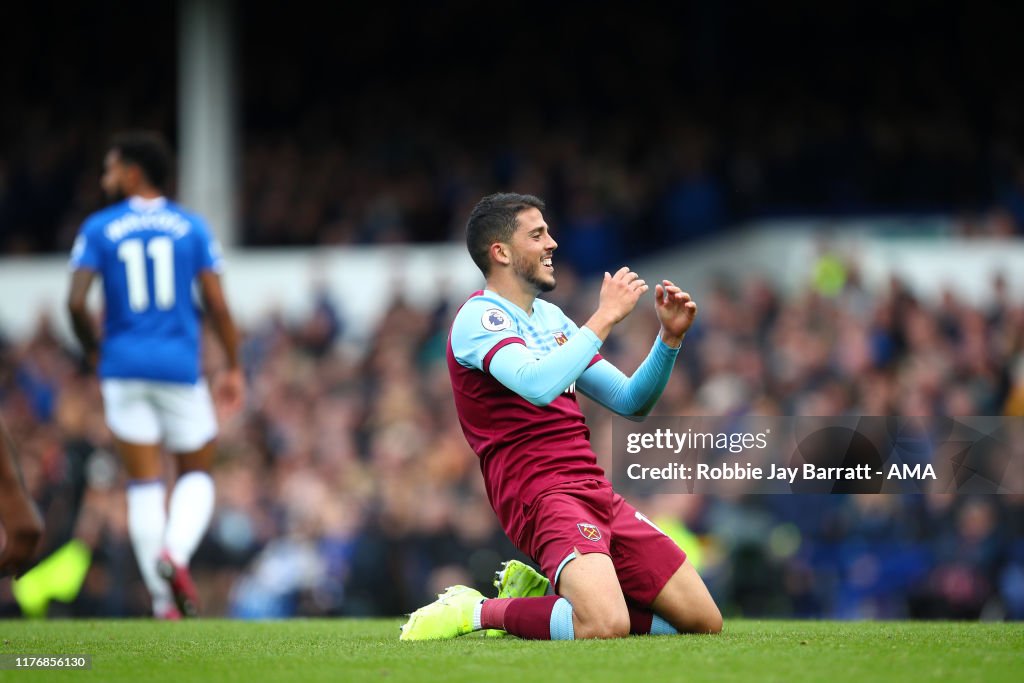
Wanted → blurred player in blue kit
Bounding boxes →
[66,132,244,618]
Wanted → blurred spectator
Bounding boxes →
[2,1,1023,621]
[2,256,1022,619]
[3,3,1024,266]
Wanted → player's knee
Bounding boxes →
[697,606,723,634]
[609,612,632,638]
[667,603,722,635]
[575,610,630,639]
[578,622,630,639]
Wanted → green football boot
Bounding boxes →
[399,585,483,641]
[494,559,550,599]
[483,560,552,637]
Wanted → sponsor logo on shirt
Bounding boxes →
[482,308,511,332]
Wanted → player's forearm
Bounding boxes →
[208,310,241,369]
[0,465,33,516]
[579,336,679,416]
[659,327,685,349]
[583,311,618,342]
[0,419,26,491]
[67,307,100,358]
[0,445,18,491]
[625,336,679,415]
[489,328,602,406]
[0,421,44,576]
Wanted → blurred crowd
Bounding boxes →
[1,253,1022,620]
[3,3,1024,267]
[2,1,1024,622]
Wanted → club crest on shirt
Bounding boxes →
[482,308,511,332]
[553,331,569,346]
[577,522,602,541]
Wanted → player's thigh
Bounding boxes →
[526,487,630,638]
[113,439,164,480]
[608,498,688,607]
[650,560,722,634]
[176,440,216,475]
[557,549,631,639]
[101,380,162,479]
[526,484,612,588]
[152,380,218,458]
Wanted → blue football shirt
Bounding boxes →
[69,196,223,384]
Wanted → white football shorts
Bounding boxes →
[100,379,218,453]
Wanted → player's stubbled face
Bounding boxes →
[101,149,128,201]
[510,208,558,293]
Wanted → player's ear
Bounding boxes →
[491,242,511,266]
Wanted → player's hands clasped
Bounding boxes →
[654,280,697,347]
[598,267,648,324]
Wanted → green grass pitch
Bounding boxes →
[1,619,1021,682]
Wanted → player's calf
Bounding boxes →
[573,608,631,639]
[556,550,632,639]
[650,560,723,634]
[679,604,723,634]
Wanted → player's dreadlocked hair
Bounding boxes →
[466,192,546,276]
[109,131,173,192]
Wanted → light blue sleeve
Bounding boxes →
[488,327,602,406]
[576,336,679,417]
[452,296,603,406]
[450,297,528,371]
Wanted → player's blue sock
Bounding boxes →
[549,597,575,640]
[650,614,679,635]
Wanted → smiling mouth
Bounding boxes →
[542,256,553,270]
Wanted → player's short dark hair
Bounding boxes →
[109,131,172,191]
[466,192,546,275]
